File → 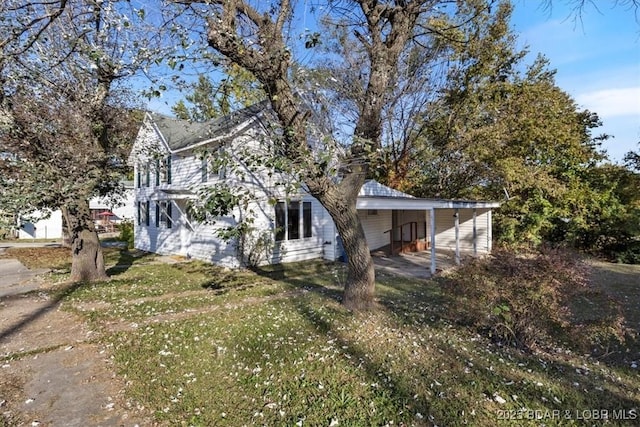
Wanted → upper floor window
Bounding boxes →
[275,200,312,241]
[136,163,150,188]
[217,148,227,180]
[201,149,226,182]
[201,156,209,183]
[155,156,172,186]
[143,163,150,187]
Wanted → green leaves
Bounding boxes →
[171,69,265,122]
[189,184,241,222]
[401,3,635,250]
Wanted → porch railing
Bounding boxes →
[384,221,419,255]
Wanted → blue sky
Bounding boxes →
[510,0,640,162]
[147,1,639,163]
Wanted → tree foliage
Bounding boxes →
[624,143,640,172]
[394,2,639,256]
[172,65,265,121]
[0,0,145,280]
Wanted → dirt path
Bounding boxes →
[0,292,153,426]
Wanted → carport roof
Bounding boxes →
[356,180,500,210]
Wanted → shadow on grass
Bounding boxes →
[289,295,640,426]
[252,260,448,329]
[105,249,155,277]
[250,261,345,303]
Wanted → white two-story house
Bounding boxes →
[129,102,499,272]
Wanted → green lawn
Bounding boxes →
[7,248,640,426]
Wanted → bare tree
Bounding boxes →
[542,0,640,22]
[163,0,496,309]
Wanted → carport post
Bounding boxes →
[430,208,436,275]
[454,208,460,265]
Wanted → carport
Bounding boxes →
[354,181,500,275]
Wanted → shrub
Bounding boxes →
[117,220,134,249]
[439,246,629,354]
[609,240,640,264]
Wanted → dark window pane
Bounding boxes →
[166,156,172,184]
[303,202,312,238]
[201,157,208,182]
[275,202,285,241]
[288,201,300,240]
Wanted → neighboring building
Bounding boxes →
[130,103,499,273]
[17,209,64,240]
[17,184,135,239]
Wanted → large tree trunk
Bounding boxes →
[62,199,108,282]
[203,0,421,310]
[314,181,376,311]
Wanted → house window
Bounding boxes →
[143,163,150,187]
[138,201,149,226]
[135,163,151,188]
[202,149,226,182]
[201,156,209,183]
[303,202,312,238]
[288,201,300,240]
[215,147,226,179]
[275,200,312,241]
[275,202,285,241]
[156,201,173,228]
[155,156,172,186]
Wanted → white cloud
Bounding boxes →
[575,87,640,118]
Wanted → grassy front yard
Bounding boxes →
[4,247,640,426]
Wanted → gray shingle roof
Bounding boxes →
[150,101,270,151]
[359,180,415,198]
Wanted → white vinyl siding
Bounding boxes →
[434,208,491,253]
[357,209,392,251]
